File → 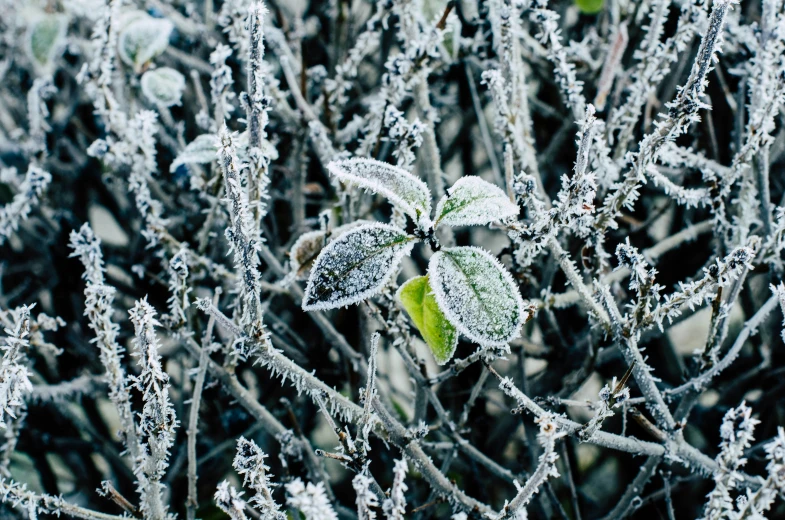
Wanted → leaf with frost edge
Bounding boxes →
[141,67,186,107]
[327,159,432,226]
[170,134,220,173]
[397,276,459,365]
[118,14,174,71]
[302,223,417,311]
[288,220,372,280]
[27,13,68,72]
[428,246,525,346]
[434,176,519,229]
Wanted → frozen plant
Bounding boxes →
[0,0,784,519]
[285,478,338,520]
[303,158,534,364]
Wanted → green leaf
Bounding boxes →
[327,159,432,226]
[397,276,459,365]
[434,176,519,229]
[302,223,417,311]
[429,246,525,346]
[27,14,68,71]
[576,0,604,15]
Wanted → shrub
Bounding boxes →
[0,0,784,519]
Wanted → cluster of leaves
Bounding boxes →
[300,158,528,362]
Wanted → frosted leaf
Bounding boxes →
[170,133,261,173]
[170,134,219,173]
[434,176,519,228]
[289,221,370,280]
[141,67,186,107]
[118,12,173,72]
[429,246,524,346]
[397,275,458,365]
[303,223,416,311]
[327,159,432,225]
[26,13,68,73]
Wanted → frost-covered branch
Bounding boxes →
[129,298,177,520]
[0,166,51,246]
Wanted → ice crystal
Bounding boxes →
[285,478,338,520]
[0,306,33,429]
[0,166,51,246]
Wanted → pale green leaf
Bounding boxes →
[141,67,186,107]
[397,275,458,365]
[118,12,173,71]
[27,14,68,71]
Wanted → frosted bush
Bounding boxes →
[0,0,785,519]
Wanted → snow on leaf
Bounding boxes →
[434,176,519,229]
[141,67,186,107]
[302,223,417,311]
[289,221,371,280]
[170,134,219,173]
[27,13,68,73]
[170,133,259,174]
[327,159,432,225]
[170,132,270,178]
[118,12,173,72]
[397,275,458,365]
[429,246,524,346]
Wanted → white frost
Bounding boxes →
[286,478,338,520]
